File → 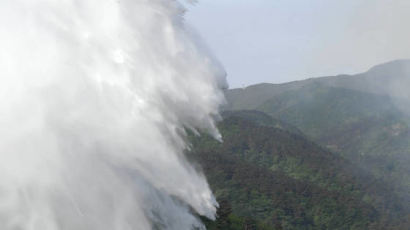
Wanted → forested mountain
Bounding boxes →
[225,60,410,113]
[223,60,410,211]
[191,60,410,229]
[190,112,409,229]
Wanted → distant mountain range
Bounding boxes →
[225,59,410,113]
[191,60,410,229]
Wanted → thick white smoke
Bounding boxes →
[0,0,226,229]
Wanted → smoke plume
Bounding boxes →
[0,0,226,229]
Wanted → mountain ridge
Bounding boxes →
[230,59,410,91]
[222,60,410,228]
[225,59,410,113]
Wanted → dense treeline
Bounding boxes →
[190,112,410,229]
[255,84,410,208]
[224,62,410,207]
[227,82,410,203]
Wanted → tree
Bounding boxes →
[243,217,256,230]
[216,199,232,230]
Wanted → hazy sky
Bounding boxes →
[185,0,410,88]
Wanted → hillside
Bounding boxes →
[223,60,410,208]
[311,60,410,114]
[225,60,410,113]
[190,112,409,229]
[221,110,303,135]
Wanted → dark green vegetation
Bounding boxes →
[224,60,410,202]
[191,60,410,229]
[192,113,409,229]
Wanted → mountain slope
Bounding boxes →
[221,110,303,135]
[223,60,410,207]
[225,60,410,113]
[191,113,409,229]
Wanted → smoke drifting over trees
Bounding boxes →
[0,0,226,229]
